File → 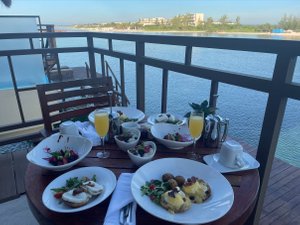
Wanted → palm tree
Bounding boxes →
[1,0,11,7]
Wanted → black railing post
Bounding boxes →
[7,56,25,123]
[136,41,145,111]
[250,54,297,225]
[120,58,126,106]
[161,69,168,113]
[101,54,105,76]
[87,34,97,78]
[209,81,219,110]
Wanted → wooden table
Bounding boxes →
[25,141,259,225]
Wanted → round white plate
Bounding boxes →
[88,107,145,123]
[131,158,234,224]
[42,167,116,213]
[203,152,260,173]
[147,113,186,125]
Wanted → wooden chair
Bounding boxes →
[37,77,114,136]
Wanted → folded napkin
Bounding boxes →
[74,121,101,146]
[104,173,137,225]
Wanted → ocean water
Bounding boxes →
[54,32,300,168]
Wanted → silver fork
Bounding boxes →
[119,203,133,225]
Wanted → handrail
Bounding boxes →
[0,31,300,225]
[104,60,130,106]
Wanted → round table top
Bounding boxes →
[25,142,259,225]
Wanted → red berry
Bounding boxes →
[149,184,156,190]
[144,146,150,153]
[54,192,63,199]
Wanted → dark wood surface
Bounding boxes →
[25,141,259,225]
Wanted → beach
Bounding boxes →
[68,27,300,39]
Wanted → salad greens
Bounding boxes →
[141,180,170,204]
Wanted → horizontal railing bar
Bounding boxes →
[0,47,88,57]
[0,119,43,133]
[283,83,300,100]
[16,87,37,92]
[89,32,300,55]
[1,32,300,55]
[0,32,89,39]
[94,47,272,93]
[141,56,273,93]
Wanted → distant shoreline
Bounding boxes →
[62,27,300,38]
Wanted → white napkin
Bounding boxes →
[74,121,101,146]
[104,173,137,225]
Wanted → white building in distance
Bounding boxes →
[185,13,204,26]
[139,17,168,26]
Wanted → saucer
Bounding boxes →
[203,152,260,173]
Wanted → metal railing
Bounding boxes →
[0,31,300,224]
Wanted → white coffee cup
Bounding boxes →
[121,122,140,135]
[59,121,80,136]
[218,140,245,168]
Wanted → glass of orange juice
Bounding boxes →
[94,109,110,158]
[188,111,204,160]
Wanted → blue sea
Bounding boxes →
[6,29,300,167]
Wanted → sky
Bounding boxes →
[0,0,300,25]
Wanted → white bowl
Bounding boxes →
[114,129,141,152]
[151,123,193,149]
[127,141,156,167]
[26,133,92,171]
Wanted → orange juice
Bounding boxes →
[95,112,109,137]
[189,115,204,138]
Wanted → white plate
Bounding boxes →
[26,133,92,171]
[147,113,186,125]
[203,152,260,173]
[42,167,116,213]
[131,158,234,224]
[88,106,145,123]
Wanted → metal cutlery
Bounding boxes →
[119,202,133,225]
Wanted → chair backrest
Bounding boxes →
[37,77,114,134]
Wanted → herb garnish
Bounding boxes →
[140,180,170,204]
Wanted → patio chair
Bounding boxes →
[37,77,115,136]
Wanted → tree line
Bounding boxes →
[74,14,300,32]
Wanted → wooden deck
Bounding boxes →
[259,157,300,225]
[240,141,300,225]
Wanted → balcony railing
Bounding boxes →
[0,31,300,224]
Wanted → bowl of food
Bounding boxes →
[114,129,141,152]
[127,141,156,167]
[26,133,92,171]
[150,123,193,149]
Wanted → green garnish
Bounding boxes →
[51,175,97,193]
[141,180,170,204]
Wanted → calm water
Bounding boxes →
[51,31,300,168]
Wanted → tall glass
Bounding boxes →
[188,111,204,160]
[94,110,110,158]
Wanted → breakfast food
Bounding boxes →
[141,173,211,214]
[163,132,191,142]
[43,148,79,166]
[160,187,191,214]
[116,132,139,143]
[155,113,182,124]
[117,110,138,122]
[181,177,211,203]
[62,188,91,208]
[51,175,104,208]
[128,142,154,157]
